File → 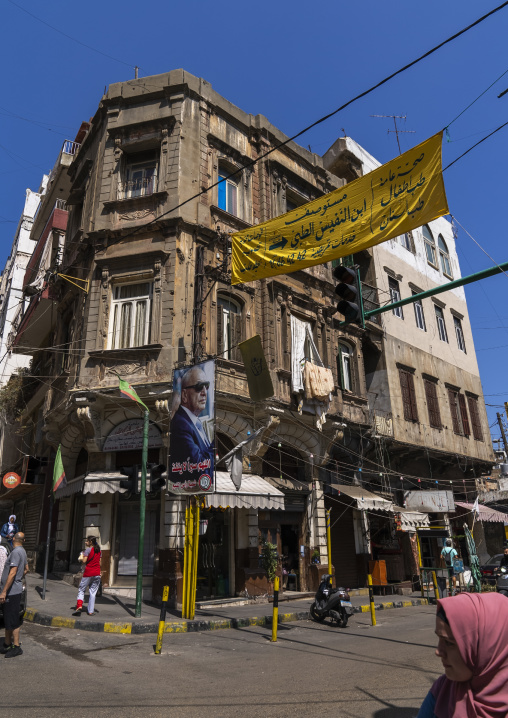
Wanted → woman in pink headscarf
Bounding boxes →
[417,592,508,717]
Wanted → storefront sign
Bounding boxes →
[404,490,454,513]
[103,419,162,452]
[169,359,215,495]
[2,472,21,489]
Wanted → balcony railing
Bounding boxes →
[117,176,158,200]
[54,198,67,211]
[49,140,81,182]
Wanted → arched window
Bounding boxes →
[218,163,239,216]
[337,342,353,392]
[423,225,437,267]
[217,295,242,361]
[438,235,452,278]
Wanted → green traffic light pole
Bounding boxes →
[364,261,508,320]
[135,408,149,618]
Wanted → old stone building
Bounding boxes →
[1,70,495,601]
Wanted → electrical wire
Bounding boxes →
[5,0,145,72]
[443,120,508,172]
[444,66,508,133]
[100,2,508,250]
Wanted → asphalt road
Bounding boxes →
[2,605,441,717]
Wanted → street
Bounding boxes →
[2,605,441,717]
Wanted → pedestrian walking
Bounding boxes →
[0,532,28,659]
[417,592,508,717]
[74,536,101,616]
[1,515,19,546]
[440,538,458,595]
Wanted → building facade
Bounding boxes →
[0,70,496,601]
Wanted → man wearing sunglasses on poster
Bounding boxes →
[170,366,214,485]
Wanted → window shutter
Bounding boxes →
[448,389,461,434]
[406,372,418,422]
[458,393,471,436]
[467,396,484,441]
[424,380,441,429]
[230,312,242,362]
[217,309,224,357]
[399,369,416,422]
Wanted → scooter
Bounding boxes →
[310,574,353,627]
[496,565,508,597]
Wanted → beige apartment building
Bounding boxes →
[0,70,495,601]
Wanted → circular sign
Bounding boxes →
[198,474,212,491]
[3,472,21,489]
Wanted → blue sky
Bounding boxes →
[1,0,507,442]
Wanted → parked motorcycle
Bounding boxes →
[496,565,508,597]
[310,574,353,627]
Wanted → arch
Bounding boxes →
[262,442,305,484]
[215,409,252,446]
[438,234,452,277]
[423,224,437,266]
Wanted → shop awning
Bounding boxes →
[393,507,431,530]
[205,472,285,510]
[455,501,508,524]
[330,484,394,514]
[55,472,129,499]
[0,483,41,505]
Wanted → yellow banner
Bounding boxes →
[231,132,448,284]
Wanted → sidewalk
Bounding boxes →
[23,573,430,635]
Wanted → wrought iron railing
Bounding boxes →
[118,176,157,200]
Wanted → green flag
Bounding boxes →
[238,335,274,401]
[118,377,149,411]
[52,445,66,493]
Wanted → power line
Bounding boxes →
[5,0,143,72]
[102,2,508,249]
[443,120,508,171]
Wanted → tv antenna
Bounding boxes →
[371,114,415,154]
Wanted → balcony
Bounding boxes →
[48,140,81,183]
[117,175,158,200]
[11,284,59,353]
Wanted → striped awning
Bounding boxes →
[455,501,508,524]
[205,472,285,510]
[55,472,129,498]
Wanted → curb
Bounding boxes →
[23,598,429,635]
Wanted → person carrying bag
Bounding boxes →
[74,536,101,616]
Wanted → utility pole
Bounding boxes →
[135,408,149,618]
[497,413,508,454]
[371,114,415,155]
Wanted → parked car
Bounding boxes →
[480,554,505,584]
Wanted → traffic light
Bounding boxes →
[333,265,363,324]
[147,463,167,493]
[119,465,139,493]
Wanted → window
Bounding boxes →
[435,306,448,342]
[217,296,242,361]
[388,277,403,319]
[424,379,441,429]
[467,395,484,441]
[399,368,418,422]
[448,389,471,436]
[423,225,437,267]
[120,151,158,199]
[454,316,466,353]
[338,343,353,392]
[413,291,426,331]
[400,233,413,252]
[438,235,453,278]
[218,166,239,216]
[110,282,152,349]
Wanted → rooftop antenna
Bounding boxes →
[370,114,415,155]
[135,66,139,79]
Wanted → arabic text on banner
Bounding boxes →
[231,132,448,284]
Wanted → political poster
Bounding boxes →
[169,359,215,494]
